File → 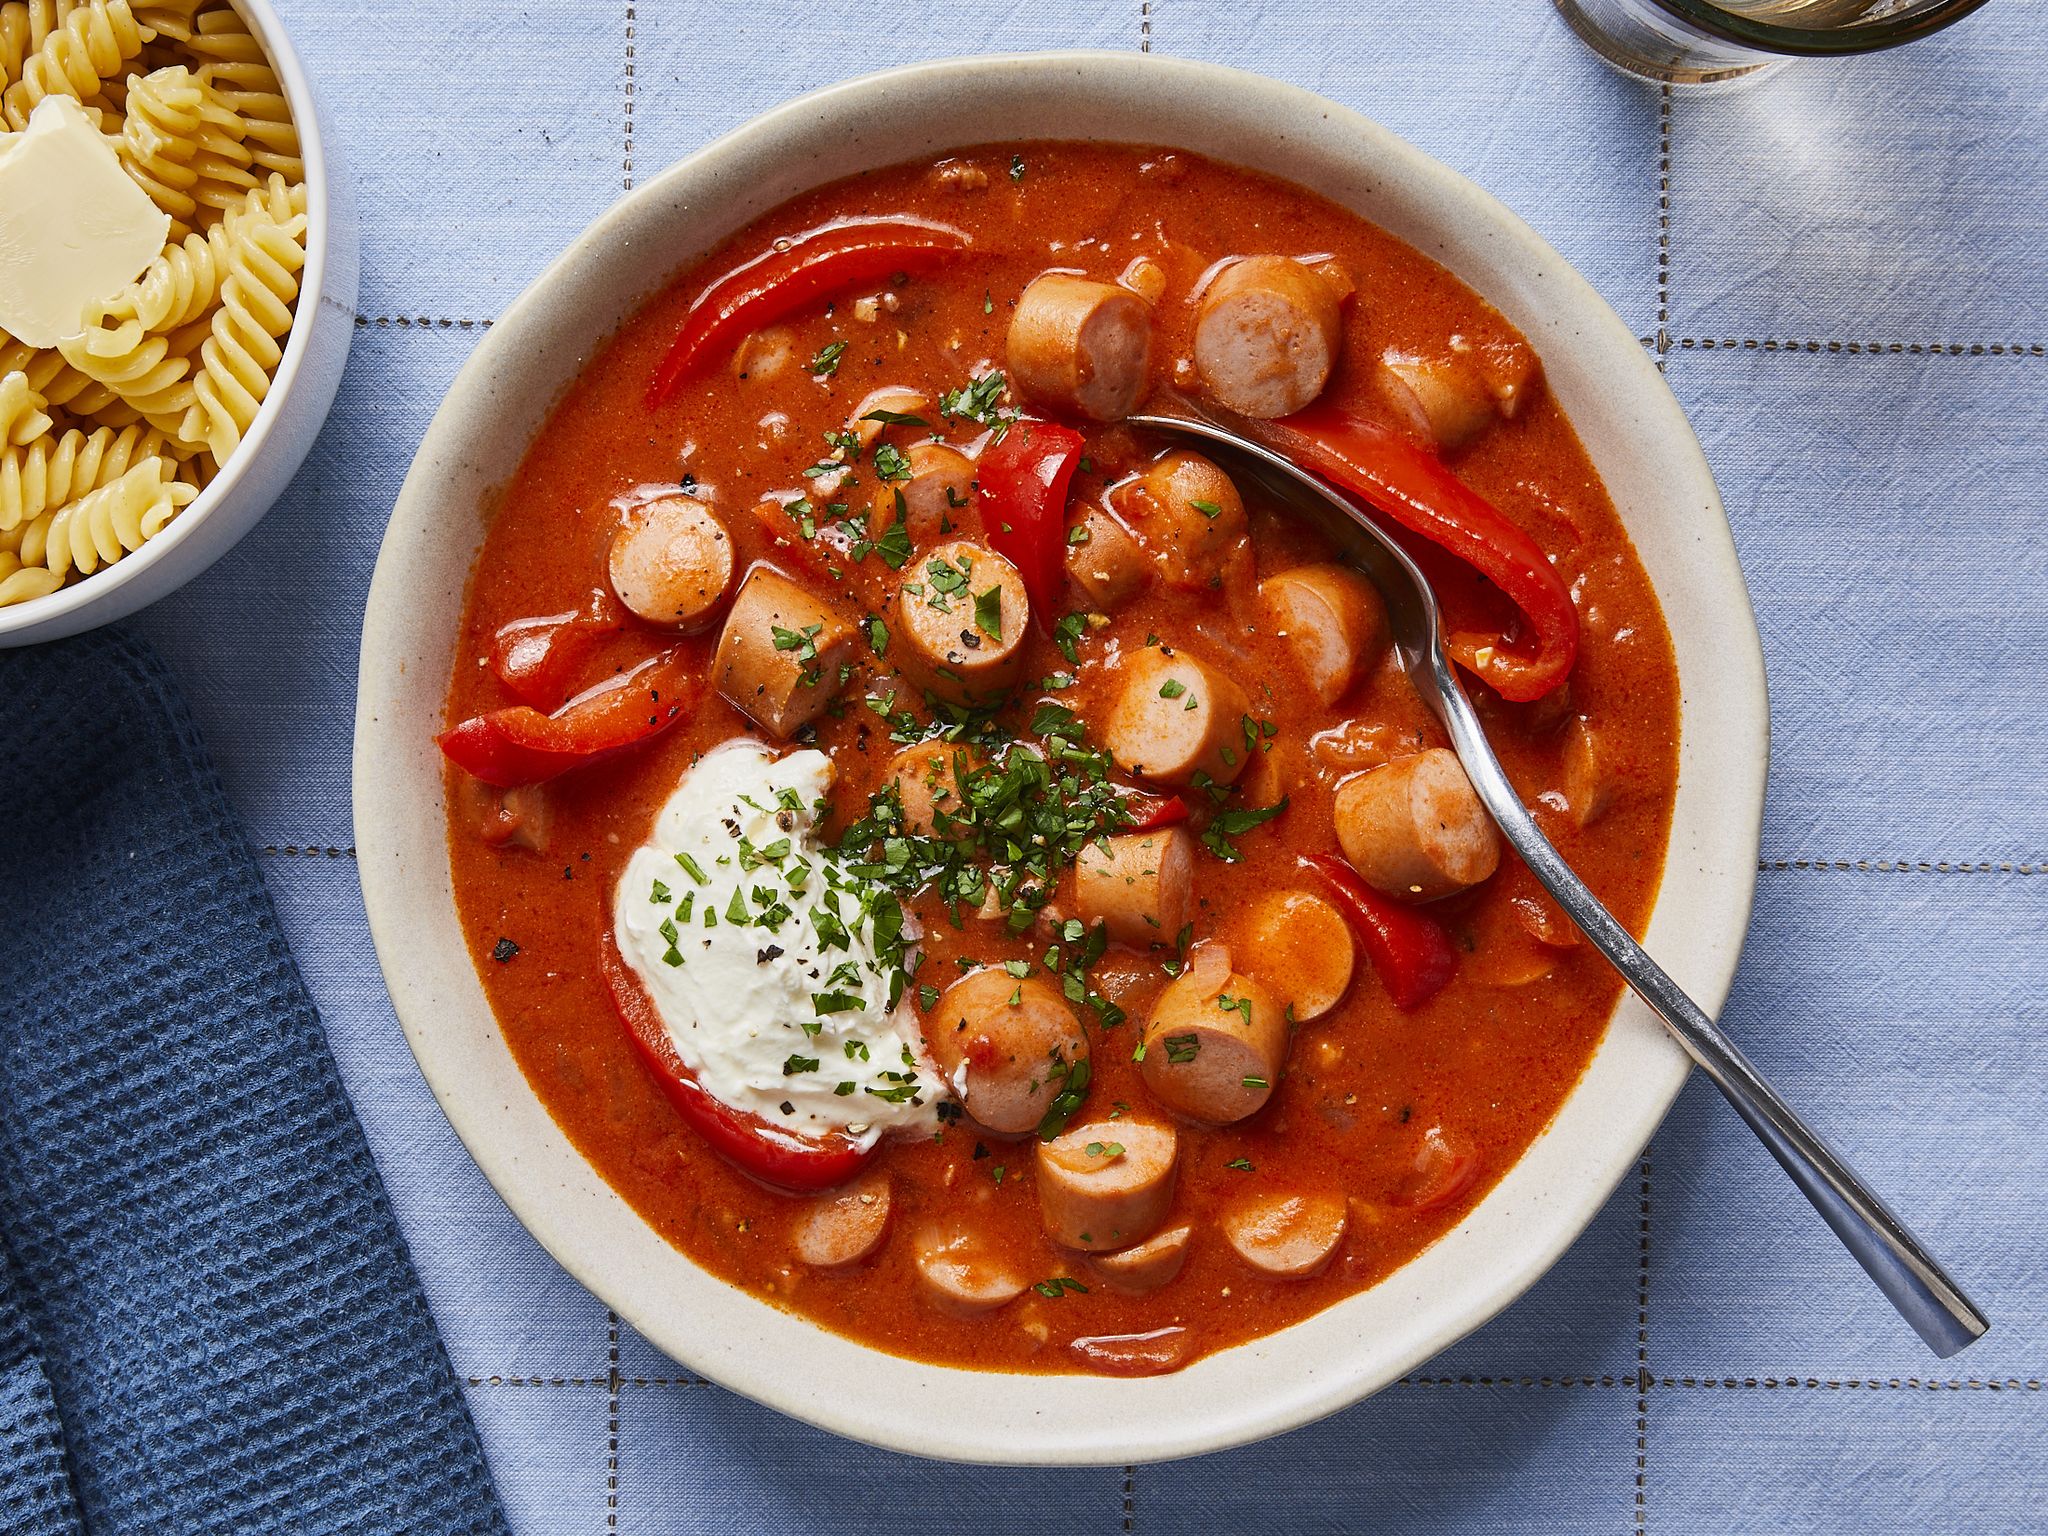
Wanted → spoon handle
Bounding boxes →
[1437,690,1989,1358]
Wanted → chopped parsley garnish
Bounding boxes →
[1217,992,1255,1028]
[1163,1033,1201,1064]
[1226,1157,1256,1172]
[1190,498,1224,520]
[872,442,912,483]
[938,371,1019,439]
[808,340,848,377]
[1200,796,1289,862]
[782,1054,820,1075]
[1033,1277,1090,1299]
[1052,612,1087,665]
[1036,1055,1091,1141]
[874,516,914,569]
[860,407,929,428]
[649,879,672,903]
[973,584,1004,641]
[812,990,864,1015]
[1084,1141,1125,1159]
[1157,678,1186,700]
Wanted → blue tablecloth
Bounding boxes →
[129,2,2047,1530]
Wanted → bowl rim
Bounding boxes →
[0,0,336,638]
[356,50,1769,1464]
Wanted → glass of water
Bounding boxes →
[1554,0,1996,85]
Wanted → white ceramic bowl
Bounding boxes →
[0,0,358,647]
[356,54,1768,1464]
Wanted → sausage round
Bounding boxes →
[1561,717,1614,829]
[889,738,981,839]
[913,1223,1027,1316]
[1006,272,1154,423]
[1086,1223,1192,1294]
[1258,563,1388,707]
[890,442,976,546]
[1375,348,1499,452]
[1138,950,1288,1124]
[1035,1119,1178,1251]
[1220,1191,1348,1279]
[1334,747,1502,902]
[790,1169,892,1269]
[894,540,1030,705]
[1113,449,1247,590]
[712,565,857,739]
[1101,645,1254,788]
[923,968,1089,1137]
[1192,256,1344,419]
[1232,888,1355,1023]
[1065,505,1150,612]
[1074,827,1195,949]
[607,495,735,629]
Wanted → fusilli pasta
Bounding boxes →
[0,0,149,131]
[0,0,305,608]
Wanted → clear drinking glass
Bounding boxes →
[1553,0,1997,85]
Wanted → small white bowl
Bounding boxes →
[0,0,357,647]
[357,54,1768,1464]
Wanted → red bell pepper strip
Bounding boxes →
[489,590,626,711]
[1121,790,1190,832]
[646,217,973,408]
[1301,852,1458,1010]
[601,933,873,1193]
[439,651,695,787]
[1263,405,1579,702]
[977,419,1085,622]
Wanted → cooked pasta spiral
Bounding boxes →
[2,453,195,587]
[182,1,289,179]
[179,176,306,460]
[0,371,53,447]
[114,61,202,228]
[0,0,150,130]
[1,2,304,610]
[0,421,164,531]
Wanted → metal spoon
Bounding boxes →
[1129,410,1989,1358]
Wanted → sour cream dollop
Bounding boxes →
[614,737,941,1148]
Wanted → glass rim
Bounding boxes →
[1646,0,1996,55]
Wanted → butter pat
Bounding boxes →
[0,96,171,348]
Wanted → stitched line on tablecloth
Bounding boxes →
[1678,338,2047,357]
[607,1311,621,1532]
[1123,1464,1136,1532]
[1139,0,1150,50]
[623,4,636,192]
[1655,84,1670,361]
[353,315,494,330]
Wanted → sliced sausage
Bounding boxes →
[890,738,981,840]
[1075,828,1194,949]
[1258,564,1388,706]
[1069,1326,1191,1376]
[1232,888,1355,1023]
[1561,717,1614,829]
[1065,505,1150,611]
[895,539,1030,705]
[1334,748,1501,902]
[1221,1191,1348,1278]
[913,1224,1027,1316]
[1376,348,1499,452]
[790,1169,892,1269]
[923,968,1089,1137]
[850,384,930,451]
[607,495,735,629]
[1035,1119,1178,1251]
[1138,950,1287,1124]
[712,565,856,739]
[1086,1223,1192,1294]
[885,442,976,546]
[1007,272,1154,422]
[1192,256,1344,419]
[1112,450,1247,589]
[1101,645,1254,788]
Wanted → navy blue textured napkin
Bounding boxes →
[0,629,508,1536]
